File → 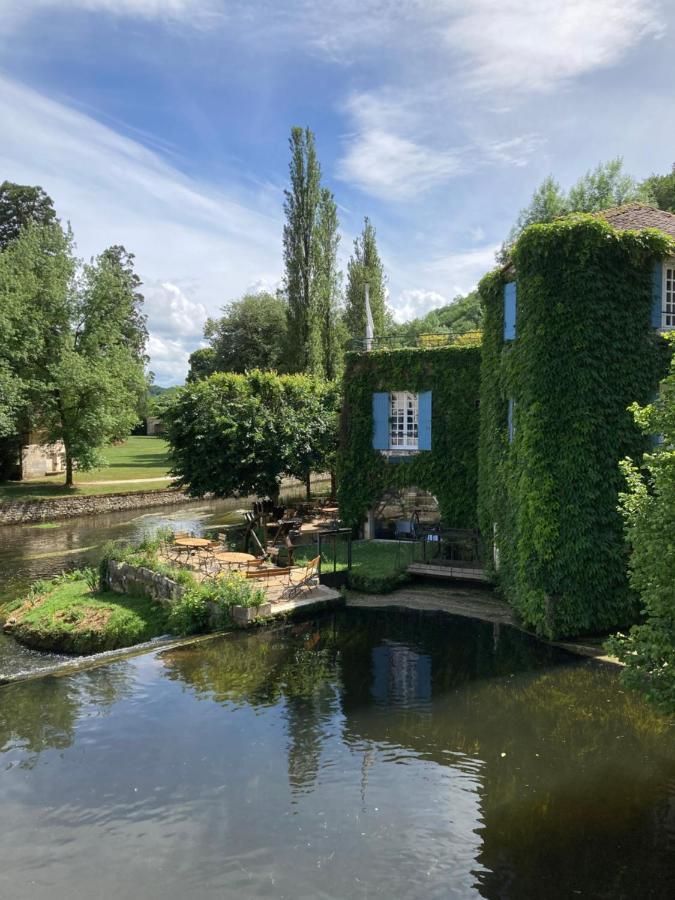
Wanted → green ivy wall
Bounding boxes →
[337,346,481,530]
[478,215,673,638]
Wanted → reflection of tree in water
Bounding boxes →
[336,612,675,900]
[0,663,134,767]
[161,620,343,796]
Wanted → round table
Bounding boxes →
[212,551,258,568]
[174,537,213,549]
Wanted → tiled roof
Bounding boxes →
[594,202,675,239]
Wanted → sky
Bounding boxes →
[1,1,674,384]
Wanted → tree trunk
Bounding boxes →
[330,468,336,500]
[65,446,74,488]
[305,472,311,501]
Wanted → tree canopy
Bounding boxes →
[0,182,148,485]
[641,164,675,214]
[343,217,389,343]
[165,370,338,500]
[0,181,57,250]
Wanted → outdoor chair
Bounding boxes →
[280,556,321,600]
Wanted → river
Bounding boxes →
[0,606,673,898]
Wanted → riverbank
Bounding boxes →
[0,486,190,526]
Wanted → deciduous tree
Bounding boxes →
[343,217,388,343]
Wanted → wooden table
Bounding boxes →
[174,537,213,549]
[212,551,257,569]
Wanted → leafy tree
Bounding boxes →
[0,222,74,435]
[0,181,57,250]
[202,292,289,374]
[641,164,675,213]
[283,126,322,373]
[387,290,482,345]
[608,338,675,711]
[504,159,653,257]
[147,385,183,416]
[165,370,338,501]
[39,246,148,485]
[312,188,344,379]
[343,217,389,343]
[567,158,652,212]
[186,347,217,382]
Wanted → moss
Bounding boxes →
[4,576,169,654]
[478,215,674,638]
[337,345,481,528]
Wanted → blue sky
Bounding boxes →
[1,0,674,384]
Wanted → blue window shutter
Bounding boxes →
[504,282,517,341]
[418,391,432,450]
[652,261,663,328]
[372,392,389,450]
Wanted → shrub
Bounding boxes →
[167,587,211,635]
[607,338,675,711]
[346,570,411,594]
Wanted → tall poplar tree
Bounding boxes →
[344,217,388,342]
[283,126,322,374]
[312,188,343,379]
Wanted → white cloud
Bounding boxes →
[444,0,663,93]
[146,334,195,384]
[392,289,448,323]
[0,75,283,384]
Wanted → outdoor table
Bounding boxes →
[212,551,258,570]
[174,537,213,549]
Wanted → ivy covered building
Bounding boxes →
[339,204,674,639]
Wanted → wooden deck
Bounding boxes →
[407,561,489,582]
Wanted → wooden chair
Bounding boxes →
[280,556,321,599]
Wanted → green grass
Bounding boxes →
[0,437,172,501]
[4,577,169,654]
[295,539,419,592]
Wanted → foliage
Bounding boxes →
[607,337,675,711]
[283,126,323,374]
[186,347,217,383]
[479,214,673,638]
[6,573,168,654]
[313,188,344,379]
[165,369,339,499]
[344,216,389,342]
[338,345,481,529]
[504,158,654,256]
[0,221,74,437]
[166,586,211,635]
[196,292,290,376]
[641,163,675,214]
[385,290,482,347]
[0,181,57,250]
[146,385,183,416]
[0,185,148,487]
[39,244,148,484]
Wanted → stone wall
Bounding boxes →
[21,441,66,478]
[106,559,185,607]
[0,488,189,527]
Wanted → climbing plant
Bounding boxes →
[338,345,481,528]
[478,214,673,639]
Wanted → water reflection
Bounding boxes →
[0,608,673,899]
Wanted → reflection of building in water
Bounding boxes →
[371,641,431,705]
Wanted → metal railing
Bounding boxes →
[349,330,483,352]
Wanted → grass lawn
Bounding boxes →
[0,437,172,502]
[295,539,420,591]
[3,576,169,654]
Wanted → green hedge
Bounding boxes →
[337,345,481,529]
[478,214,673,638]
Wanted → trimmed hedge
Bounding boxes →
[337,345,481,529]
[478,214,673,638]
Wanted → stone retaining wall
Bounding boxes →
[0,488,189,526]
[106,559,185,607]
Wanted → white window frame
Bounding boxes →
[389,391,419,451]
[663,259,675,331]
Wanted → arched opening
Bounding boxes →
[371,486,440,540]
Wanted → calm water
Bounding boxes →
[0,607,673,899]
[0,486,322,677]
